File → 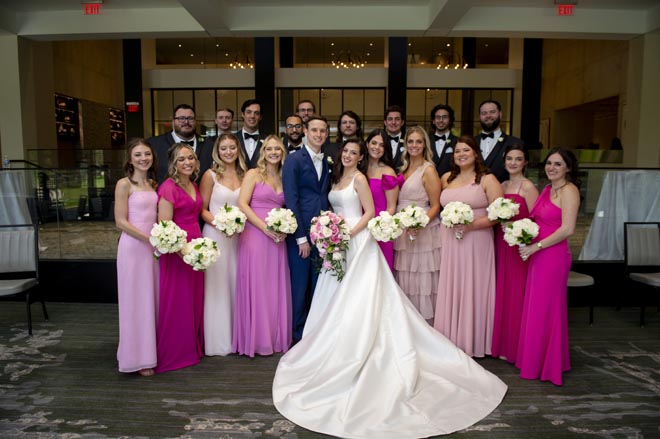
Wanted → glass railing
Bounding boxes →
[1,163,657,260]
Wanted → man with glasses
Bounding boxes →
[150,104,207,184]
[296,100,316,124]
[237,99,263,169]
[429,104,458,178]
[283,114,305,153]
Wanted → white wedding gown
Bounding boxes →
[272,178,507,439]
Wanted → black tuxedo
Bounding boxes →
[391,139,406,172]
[236,129,263,169]
[430,133,457,178]
[322,143,341,165]
[198,136,217,178]
[149,132,208,185]
[479,133,523,183]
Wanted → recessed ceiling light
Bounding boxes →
[408,43,412,46]
[446,43,451,47]
[216,44,219,47]
[369,43,373,47]
[330,42,335,46]
[190,53,194,57]
[178,44,182,48]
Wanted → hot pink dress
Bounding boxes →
[116,190,158,373]
[491,188,530,363]
[434,183,496,357]
[233,182,292,357]
[516,185,571,386]
[393,163,442,320]
[369,173,403,270]
[155,178,204,374]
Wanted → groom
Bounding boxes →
[282,115,331,342]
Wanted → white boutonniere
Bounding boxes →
[399,145,405,153]
[498,137,504,142]
[326,156,334,165]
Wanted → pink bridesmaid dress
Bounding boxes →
[368,173,403,270]
[491,187,531,363]
[154,178,205,374]
[516,185,571,385]
[434,183,496,357]
[116,190,158,372]
[233,182,292,357]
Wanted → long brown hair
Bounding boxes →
[447,135,490,184]
[331,139,368,185]
[123,138,157,189]
[211,133,248,182]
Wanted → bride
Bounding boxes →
[273,139,507,439]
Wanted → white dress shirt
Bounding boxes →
[242,129,260,160]
[171,132,197,153]
[480,128,502,159]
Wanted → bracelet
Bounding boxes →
[536,242,543,249]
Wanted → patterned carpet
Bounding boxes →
[1,302,659,438]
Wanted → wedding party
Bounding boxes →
[114,103,580,438]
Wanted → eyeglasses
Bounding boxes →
[286,124,303,129]
[434,115,449,120]
[174,116,195,122]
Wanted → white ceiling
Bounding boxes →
[0,0,658,40]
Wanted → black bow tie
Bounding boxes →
[244,132,259,141]
[288,144,301,152]
[480,132,494,140]
[390,136,399,143]
[182,140,194,146]
[434,134,447,142]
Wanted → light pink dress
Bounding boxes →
[434,183,496,357]
[116,190,158,372]
[393,163,441,320]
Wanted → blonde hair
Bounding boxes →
[167,143,200,184]
[256,135,287,179]
[399,126,434,174]
[211,133,248,182]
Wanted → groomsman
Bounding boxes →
[282,115,331,342]
[237,99,263,169]
[283,114,304,153]
[149,104,208,184]
[296,99,316,124]
[199,107,235,177]
[384,105,406,170]
[477,100,523,182]
[429,104,458,178]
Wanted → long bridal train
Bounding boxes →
[273,208,507,438]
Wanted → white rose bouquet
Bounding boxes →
[503,218,540,260]
[265,208,298,235]
[395,204,430,241]
[182,237,221,271]
[367,211,403,242]
[149,220,187,258]
[212,203,247,237]
[440,201,474,240]
[487,197,520,222]
[309,210,351,281]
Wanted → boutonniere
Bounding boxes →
[498,137,504,142]
[399,145,405,153]
[326,156,334,165]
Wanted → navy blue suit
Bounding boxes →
[282,147,330,341]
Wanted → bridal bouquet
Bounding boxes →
[149,220,187,258]
[503,218,540,260]
[309,210,351,281]
[396,204,430,241]
[440,201,474,240]
[487,197,520,222]
[367,211,403,242]
[212,203,247,237]
[265,208,298,235]
[182,237,220,271]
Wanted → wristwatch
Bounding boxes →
[536,242,543,249]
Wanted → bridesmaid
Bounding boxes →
[434,135,503,357]
[366,128,401,270]
[517,148,580,386]
[200,133,248,356]
[114,138,159,376]
[155,143,204,373]
[393,126,442,320]
[233,135,292,357]
[491,144,538,363]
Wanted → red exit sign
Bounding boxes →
[557,4,574,16]
[84,3,101,15]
